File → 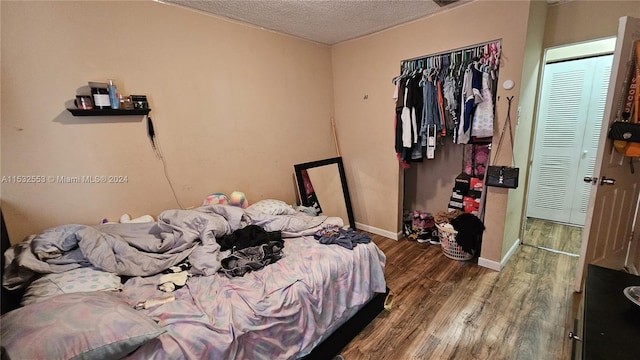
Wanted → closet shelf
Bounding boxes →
[66,108,151,116]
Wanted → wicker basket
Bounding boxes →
[435,223,473,261]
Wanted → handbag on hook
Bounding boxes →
[486,165,519,189]
[486,96,519,189]
[607,39,640,158]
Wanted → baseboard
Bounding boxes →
[477,237,521,272]
[501,238,521,268]
[355,222,399,240]
[477,257,501,271]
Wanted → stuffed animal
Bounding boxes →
[203,192,230,206]
[229,191,249,209]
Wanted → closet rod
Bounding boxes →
[401,38,502,64]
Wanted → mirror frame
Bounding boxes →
[294,156,356,230]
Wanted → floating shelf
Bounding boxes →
[67,108,151,116]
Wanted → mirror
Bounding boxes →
[294,157,356,230]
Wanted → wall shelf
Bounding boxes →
[66,108,151,116]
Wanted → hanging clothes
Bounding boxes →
[456,66,475,144]
[442,74,459,136]
[422,73,441,138]
[393,40,501,165]
[471,71,495,139]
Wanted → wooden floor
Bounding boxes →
[339,226,581,360]
[523,218,583,255]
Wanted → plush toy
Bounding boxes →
[229,191,249,209]
[101,214,154,224]
[203,192,230,206]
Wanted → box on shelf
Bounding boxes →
[454,173,471,192]
[470,177,484,191]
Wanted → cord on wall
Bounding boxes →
[147,116,186,210]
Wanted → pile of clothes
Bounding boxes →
[313,225,371,250]
[217,225,285,278]
[436,212,485,256]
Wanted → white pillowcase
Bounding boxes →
[246,199,297,215]
[21,266,122,306]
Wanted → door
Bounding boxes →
[527,56,612,226]
[575,16,640,292]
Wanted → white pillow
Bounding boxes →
[246,199,297,215]
[21,266,122,306]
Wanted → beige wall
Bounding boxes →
[332,0,533,263]
[330,0,640,265]
[506,1,640,259]
[4,0,637,266]
[544,0,640,48]
[1,1,336,243]
[503,0,548,260]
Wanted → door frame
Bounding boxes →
[574,16,640,292]
[525,54,613,228]
[522,37,616,246]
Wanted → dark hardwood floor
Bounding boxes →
[339,222,581,360]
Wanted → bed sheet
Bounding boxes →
[122,235,386,359]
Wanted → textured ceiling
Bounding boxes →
[162,0,467,45]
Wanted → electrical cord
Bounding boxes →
[147,116,186,209]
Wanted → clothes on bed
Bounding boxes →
[216,225,285,277]
[216,225,282,252]
[158,260,191,292]
[219,240,284,278]
[120,236,387,359]
[313,225,372,250]
[158,272,189,292]
[3,205,334,290]
[2,215,388,359]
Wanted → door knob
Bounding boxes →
[568,331,582,342]
[600,176,616,185]
[583,176,598,184]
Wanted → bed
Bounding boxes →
[0,203,387,360]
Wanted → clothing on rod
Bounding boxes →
[392,41,501,166]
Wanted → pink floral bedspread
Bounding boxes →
[122,235,387,359]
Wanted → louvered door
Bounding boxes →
[526,55,613,226]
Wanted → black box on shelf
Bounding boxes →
[449,197,464,209]
[451,189,466,200]
[454,173,471,192]
[130,95,148,109]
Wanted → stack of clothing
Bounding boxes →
[217,225,284,278]
[313,225,371,250]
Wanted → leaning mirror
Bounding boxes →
[294,157,356,230]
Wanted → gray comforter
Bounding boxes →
[3,205,331,290]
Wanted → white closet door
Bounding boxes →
[568,56,612,225]
[526,55,613,226]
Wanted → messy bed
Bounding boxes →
[1,202,387,359]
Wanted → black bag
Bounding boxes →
[486,166,519,188]
[486,96,519,189]
[608,121,640,142]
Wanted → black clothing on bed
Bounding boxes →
[220,240,284,278]
[217,225,282,252]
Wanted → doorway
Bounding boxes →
[523,38,615,254]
